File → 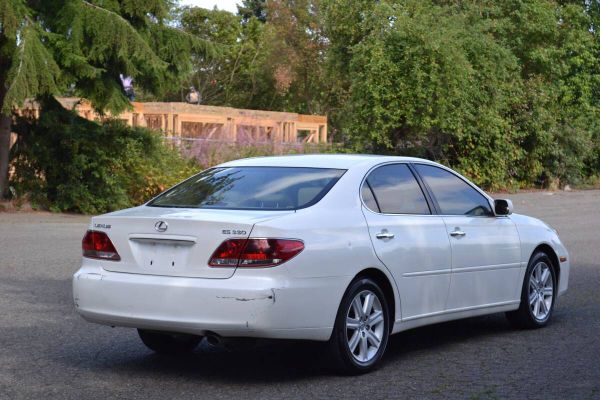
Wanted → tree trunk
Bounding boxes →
[0,111,11,198]
[0,28,13,199]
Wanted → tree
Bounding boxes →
[179,6,274,108]
[323,0,599,189]
[320,0,376,140]
[238,0,267,23]
[0,0,213,198]
[265,0,328,115]
[179,1,328,115]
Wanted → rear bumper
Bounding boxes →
[73,266,347,341]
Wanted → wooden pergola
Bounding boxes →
[44,98,328,144]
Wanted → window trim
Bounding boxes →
[411,162,495,218]
[359,162,434,216]
[363,180,382,213]
[406,163,440,214]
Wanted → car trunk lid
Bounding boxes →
[91,206,292,278]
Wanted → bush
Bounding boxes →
[173,138,342,169]
[325,0,600,190]
[10,99,198,214]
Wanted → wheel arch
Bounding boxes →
[352,267,398,333]
[531,243,560,286]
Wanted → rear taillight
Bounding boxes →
[209,238,304,268]
[82,230,121,261]
[208,239,247,267]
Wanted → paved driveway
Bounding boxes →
[1,190,599,399]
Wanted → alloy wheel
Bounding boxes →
[345,290,385,363]
[528,261,554,321]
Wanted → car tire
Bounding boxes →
[506,251,557,329]
[138,329,202,355]
[329,277,390,374]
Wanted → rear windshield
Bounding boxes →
[147,167,346,210]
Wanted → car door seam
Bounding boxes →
[358,204,403,323]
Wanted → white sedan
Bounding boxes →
[73,155,569,373]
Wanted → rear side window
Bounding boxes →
[362,164,430,214]
[414,164,493,216]
[148,167,345,210]
[361,183,379,212]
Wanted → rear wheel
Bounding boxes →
[138,329,202,355]
[506,252,557,329]
[329,277,390,374]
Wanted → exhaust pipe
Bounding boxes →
[205,332,258,350]
[205,332,222,346]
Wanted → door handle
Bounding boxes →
[375,230,395,240]
[449,228,466,237]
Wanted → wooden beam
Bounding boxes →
[16,98,328,144]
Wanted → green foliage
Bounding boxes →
[177,6,274,107]
[2,24,61,113]
[179,1,327,114]
[2,0,600,207]
[0,0,27,38]
[181,0,597,190]
[0,0,215,198]
[0,2,62,113]
[0,0,214,114]
[10,98,198,214]
[322,0,600,190]
[238,0,268,23]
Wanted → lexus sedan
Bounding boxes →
[73,155,569,373]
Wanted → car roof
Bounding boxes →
[218,154,437,169]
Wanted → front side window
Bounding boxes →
[148,167,346,210]
[362,164,431,214]
[414,164,493,216]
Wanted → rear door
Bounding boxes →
[361,163,452,320]
[94,207,291,279]
[413,163,521,310]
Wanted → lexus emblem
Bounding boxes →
[154,221,168,232]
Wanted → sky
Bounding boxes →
[178,0,241,13]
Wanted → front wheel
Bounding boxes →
[506,252,557,329]
[138,329,202,355]
[329,277,390,374]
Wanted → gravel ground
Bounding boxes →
[1,190,599,399]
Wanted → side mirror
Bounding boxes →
[494,199,513,216]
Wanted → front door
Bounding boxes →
[413,164,522,311]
